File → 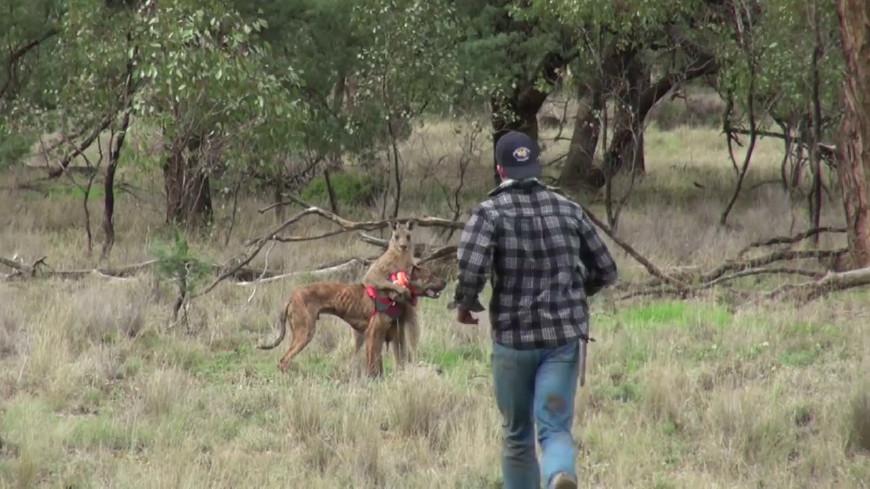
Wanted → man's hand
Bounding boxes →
[456,308,479,325]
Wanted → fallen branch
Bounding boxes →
[0,256,282,283]
[765,266,870,301]
[234,258,369,286]
[617,266,824,301]
[738,227,847,256]
[1,257,158,280]
[359,233,430,255]
[583,208,689,290]
[417,245,458,264]
[702,248,847,282]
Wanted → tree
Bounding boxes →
[133,0,297,227]
[543,0,720,188]
[453,1,576,184]
[835,0,870,268]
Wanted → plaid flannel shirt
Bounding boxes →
[453,179,618,349]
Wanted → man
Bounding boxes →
[450,131,618,489]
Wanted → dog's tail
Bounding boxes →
[257,306,288,350]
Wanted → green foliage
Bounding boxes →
[0,0,64,115]
[151,230,211,298]
[0,123,32,169]
[301,171,383,207]
[714,0,843,130]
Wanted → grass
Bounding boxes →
[1,121,868,488]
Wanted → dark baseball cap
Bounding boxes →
[495,131,541,180]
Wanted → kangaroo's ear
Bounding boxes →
[390,221,398,231]
[406,219,415,231]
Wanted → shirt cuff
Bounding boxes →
[448,294,485,312]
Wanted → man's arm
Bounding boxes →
[577,210,618,296]
[451,206,495,313]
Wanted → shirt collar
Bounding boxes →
[488,178,544,196]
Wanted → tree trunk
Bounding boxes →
[101,108,131,260]
[559,88,605,189]
[273,178,286,223]
[490,51,569,186]
[606,56,650,176]
[835,0,870,268]
[490,89,544,185]
[163,134,213,227]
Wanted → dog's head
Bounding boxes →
[389,220,414,253]
[407,263,447,299]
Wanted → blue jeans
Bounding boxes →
[492,340,580,489]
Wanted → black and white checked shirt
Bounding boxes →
[453,179,618,349]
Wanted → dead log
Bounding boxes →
[233,258,370,286]
[0,257,158,280]
[766,266,870,300]
[702,248,847,282]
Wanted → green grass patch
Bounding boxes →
[602,301,732,332]
[65,415,145,452]
[297,352,339,378]
[779,346,820,368]
[424,343,486,372]
[190,342,278,382]
[596,381,641,403]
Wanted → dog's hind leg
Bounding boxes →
[277,305,316,373]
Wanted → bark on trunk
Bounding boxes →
[607,56,649,175]
[559,89,605,189]
[835,0,870,268]
[163,134,213,227]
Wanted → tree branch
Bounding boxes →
[738,227,847,256]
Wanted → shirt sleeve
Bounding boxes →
[452,205,495,312]
[577,210,618,296]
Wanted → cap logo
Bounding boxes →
[513,146,531,162]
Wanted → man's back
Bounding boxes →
[454,179,617,349]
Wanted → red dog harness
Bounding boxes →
[365,271,417,319]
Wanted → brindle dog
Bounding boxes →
[258,264,446,377]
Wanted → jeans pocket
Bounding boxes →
[546,341,579,363]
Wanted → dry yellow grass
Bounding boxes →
[0,123,868,488]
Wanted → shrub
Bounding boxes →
[0,124,32,169]
[301,170,383,207]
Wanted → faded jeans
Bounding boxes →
[492,340,580,489]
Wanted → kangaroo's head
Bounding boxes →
[389,220,414,253]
